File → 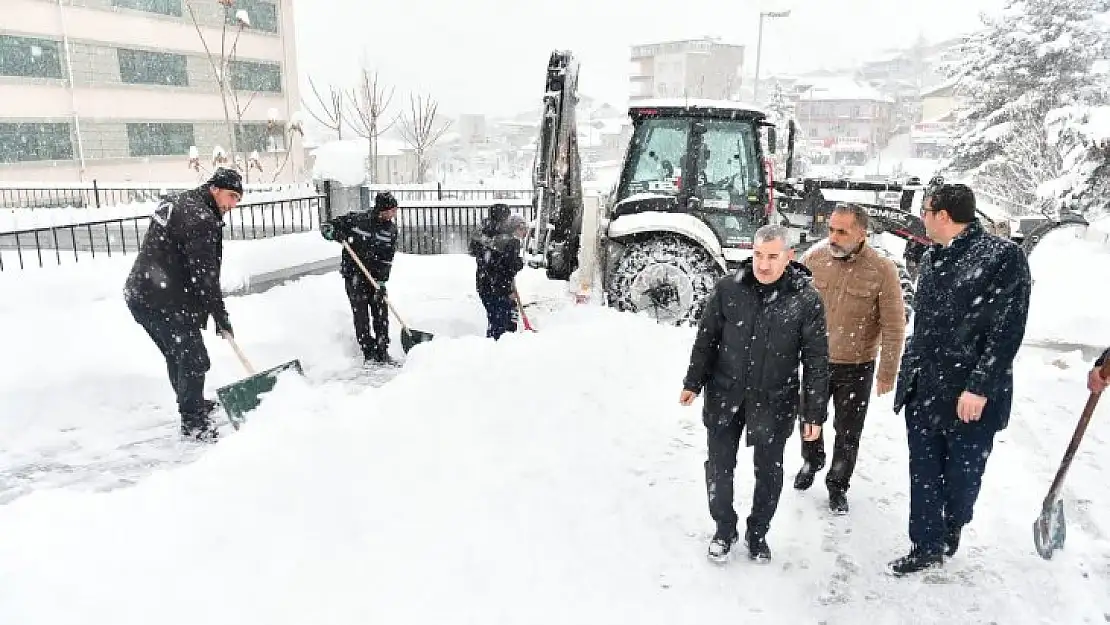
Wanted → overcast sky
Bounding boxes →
[291,0,1004,117]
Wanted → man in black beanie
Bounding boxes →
[124,167,243,442]
[321,191,399,364]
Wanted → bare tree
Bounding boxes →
[346,68,397,183]
[397,94,453,183]
[303,76,346,140]
[186,0,287,183]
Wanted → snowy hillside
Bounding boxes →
[0,231,1109,623]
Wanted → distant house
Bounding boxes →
[794,77,896,165]
[910,80,962,159]
[308,137,420,185]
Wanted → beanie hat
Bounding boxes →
[489,203,511,224]
[373,191,398,212]
[207,168,244,195]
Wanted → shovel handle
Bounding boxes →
[341,241,411,331]
[225,335,256,375]
[1042,376,1106,509]
[513,281,534,332]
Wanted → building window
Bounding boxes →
[230,60,281,92]
[0,35,64,79]
[118,49,188,86]
[227,0,279,34]
[236,123,286,153]
[0,123,73,163]
[127,123,195,157]
[112,0,182,17]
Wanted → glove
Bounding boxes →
[214,312,234,339]
[320,222,336,241]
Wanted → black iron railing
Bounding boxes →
[0,181,312,210]
[0,194,327,271]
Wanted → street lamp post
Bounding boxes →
[753,9,791,104]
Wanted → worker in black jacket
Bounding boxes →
[321,191,399,363]
[680,224,830,563]
[124,168,242,442]
[468,204,526,339]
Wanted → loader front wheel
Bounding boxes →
[606,235,722,326]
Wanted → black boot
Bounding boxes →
[944,525,962,557]
[707,526,739,562]
[829,490,849,515]
[746,532,772,562]
[794,460,823,490]
[889,548,943,576]
[181,414,219,443]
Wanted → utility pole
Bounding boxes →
[752,9,791,104]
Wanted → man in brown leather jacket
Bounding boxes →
[793,203,907,514]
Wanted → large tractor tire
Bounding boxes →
[606,235,723,326]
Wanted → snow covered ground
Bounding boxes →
[1,233,1109,623]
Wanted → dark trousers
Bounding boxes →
[905,397,996,555]
[127,300,210,426]
[705,405,789,541]
[345,272,389,358]
[480,293,516,339]
[799,361,876,493]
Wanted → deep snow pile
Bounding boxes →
[1,243,1110,623]
[1025,217,1110,347]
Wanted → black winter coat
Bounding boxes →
[893,220,1032,432]
[469,219,524,298]
[683,259,831,446]
[328,210,398,283]
[123,185,229,330]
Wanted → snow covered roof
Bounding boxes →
[920,79,957,98]
[629,98,767,116]
[797,78,894,103]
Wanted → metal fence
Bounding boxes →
[363,183,533,202]
[0,181,540,271]
[0,181,316,210]
[0,192,327,271]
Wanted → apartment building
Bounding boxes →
[629,38,745,102]
[795,77,895,165]
[1,0,301,183]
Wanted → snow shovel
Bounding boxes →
[1032,358,1110,559]
[341,241,433,353]
[513,282,535,332]
[216,335,304,430]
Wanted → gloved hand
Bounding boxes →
[320,222,336,241]
[214,312,234,339]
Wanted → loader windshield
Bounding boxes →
[618,115,763,210]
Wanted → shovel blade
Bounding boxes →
[1033,498,1067,560]
[216,359,304,430]
[401,328,434,353]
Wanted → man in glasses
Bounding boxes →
[889,182,1031,575]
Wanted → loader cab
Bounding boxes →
[614,100,771,253]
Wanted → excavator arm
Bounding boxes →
[528,51,585,281]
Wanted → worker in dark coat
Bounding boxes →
[124,168,243,442]
[321,191,399,364]
[680,224,830,563]
[469,204,526,339]
[889,183,1032,576]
